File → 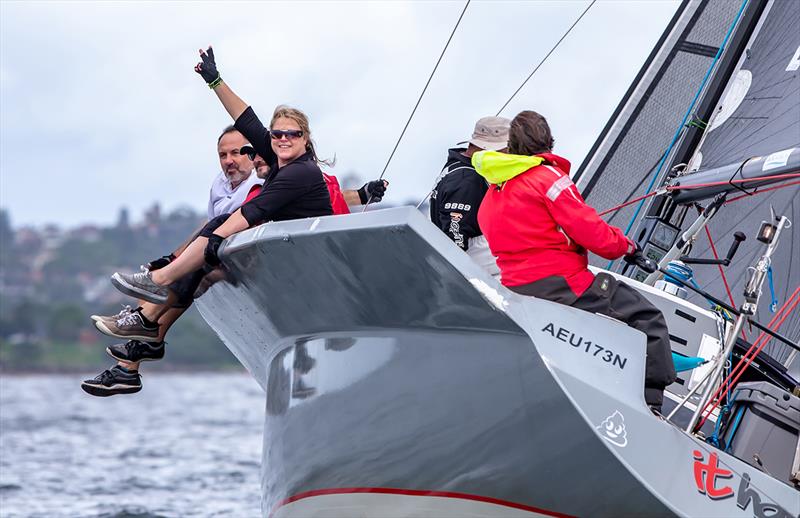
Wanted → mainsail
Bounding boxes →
[574,0,751,229]
[575,0,799,366]
[677,0,799,364]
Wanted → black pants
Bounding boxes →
[169,214,232,308]
[511,273,677,408]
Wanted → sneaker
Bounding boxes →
[90,304,135,325]
[81,366,142,397]
[94,308,159,341]
[106,340,165,363]
[111,270,170,305]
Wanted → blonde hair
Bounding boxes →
[270,105,335,167]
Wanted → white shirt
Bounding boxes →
[207,170,263,219]
[467,235,501,278]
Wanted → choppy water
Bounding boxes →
[0,373,264,518]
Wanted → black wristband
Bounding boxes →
[357,185,369,204]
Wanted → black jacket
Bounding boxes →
[429,148,487,251]
[235,107,333,225]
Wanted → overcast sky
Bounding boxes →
[0,0,679,228]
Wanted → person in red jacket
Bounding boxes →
[473,110,676,411]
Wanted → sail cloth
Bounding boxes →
[681,0,799,365]
[574,0,746,234]
[574,0,799,368]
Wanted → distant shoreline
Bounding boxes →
[0,364,249,376]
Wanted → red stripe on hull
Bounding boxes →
[273,487,574,517]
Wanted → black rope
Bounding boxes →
[495,0,596,116]
[727,156,758,196]
[363,0,471,211]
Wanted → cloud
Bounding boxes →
[0,0,679,227]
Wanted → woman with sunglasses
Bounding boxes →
[107,47,342,306]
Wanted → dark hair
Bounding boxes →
[217,124,239,144]
[508,111,554,155]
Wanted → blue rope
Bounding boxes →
[767,265,777,312]
[663,261,696,288]
[607,0,750,271]
[707,389,740,450]
[662,261,720,309]
[724,405,746,452]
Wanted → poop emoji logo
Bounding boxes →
[596,410,628,447]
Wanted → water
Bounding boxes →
[0,373,264,518]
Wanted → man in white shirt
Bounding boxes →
[82,126,261,396]
[207,125,262,219]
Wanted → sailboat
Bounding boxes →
[195,0,800,516]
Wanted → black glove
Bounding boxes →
[357,180,387,204]
[623,242,657,274]
[204,234,224,267]
[147,254,175,271]
[194,46,220,84]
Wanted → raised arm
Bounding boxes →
[195,46,276,166]
[195,46,247,120]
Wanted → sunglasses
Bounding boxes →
[270,129,304,140]
[239,146,257,160]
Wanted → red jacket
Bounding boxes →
[323,173,350,215]
[474,151,634,296]
[244,172,350,216]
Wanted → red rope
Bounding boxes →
[726,180,800,203]
[703,226,737,309]
[598,191,660,217]
[694,286,800,431]
[597,174,800,219]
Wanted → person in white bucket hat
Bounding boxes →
[429,116,510,277]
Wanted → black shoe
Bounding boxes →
[106,340,165,363]
[81,366,142,397]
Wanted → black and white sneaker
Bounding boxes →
[106,340,165,363]
[81,366,142,397]
[94,308,159,341]
[111,270,170,305]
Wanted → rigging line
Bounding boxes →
[726,180,800,203]
[607,0,750,270]
[604,153,667,224]
[598,191,660,218]
[703,225,737,311]
[597,175,800,219]
[695,289,800,432]
[696,286,800,426]
[495,0,596,117]
[363,0,471,212]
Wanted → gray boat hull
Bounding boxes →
[197,207,798,517]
